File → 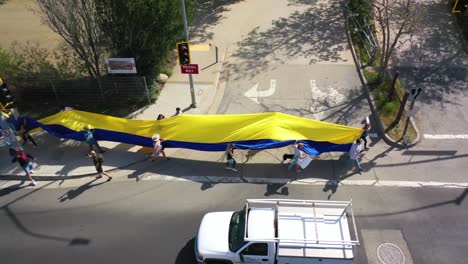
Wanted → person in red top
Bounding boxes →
[11,147,37,186]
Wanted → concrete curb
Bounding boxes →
[343,3,420,149]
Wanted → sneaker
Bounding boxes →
[107,177,112,182]
[230,168,238,172]
[96,175,103,179]
[31,180,37,186]
[30,170,35,174]
[225,167,231,170]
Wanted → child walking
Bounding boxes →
[11,147,37,186]
[88,151,112,181]
[225,143,238,172]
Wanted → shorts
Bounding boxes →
[96,165,104,173]
[22,162,34,176]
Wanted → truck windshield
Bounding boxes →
[229,208,247,252]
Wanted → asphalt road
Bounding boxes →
[1,179,467,264]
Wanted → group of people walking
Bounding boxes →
[7,108,372,186]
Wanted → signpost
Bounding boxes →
[402,87,423,144]
[104,58,137,74]
[180,0,197,108]
[181,64,199,74]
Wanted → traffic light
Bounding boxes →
[177,42,191,65]
[0,77,15,109]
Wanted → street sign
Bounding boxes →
[181,64,199,74]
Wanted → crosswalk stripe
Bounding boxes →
[424,134,468,139]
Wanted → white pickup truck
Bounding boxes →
[195,199,359,264]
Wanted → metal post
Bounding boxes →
[49,80,60,106]
[180,0,197,108]
[142,76,151,104]
[97,77,106,103]
[402,100,415,144]
[395,92,409,124]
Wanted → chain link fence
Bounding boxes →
[10,76,152,118]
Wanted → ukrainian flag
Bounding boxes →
[17,110,362,156]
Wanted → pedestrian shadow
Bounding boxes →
[323,180,338,200]
[264,183,289,196]
[244,150,261,163]
[58,178,106,202]
[0,181,29,197]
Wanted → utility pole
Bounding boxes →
[402,88,422,144]
[180,0,197,108]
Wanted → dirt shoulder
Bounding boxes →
[0,0,60,50]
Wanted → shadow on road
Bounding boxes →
[359,187,468,218]
[0,181,29,197]
[0,181,91,246]
[174,237,196,264]
[58,178,107,202]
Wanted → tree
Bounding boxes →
[36,0,194,79]
[36,0,104,77]
[94,0,193,79]
[372,0,419,81]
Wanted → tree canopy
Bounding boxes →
[36,0,194,79]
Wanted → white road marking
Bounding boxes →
[244,79,276,104]
[3,175,468,189]
[309,80,346,120]
[424,134,468,139]
[141,175,468,189]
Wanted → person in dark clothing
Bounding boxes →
[360,123,371,150]
[11,147,37,186]
[225,143,237,172]
[18,119,38,147]
[88,150,112,181]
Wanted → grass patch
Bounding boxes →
[347,0,418,144]
[370,77,417,142]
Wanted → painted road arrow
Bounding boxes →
[244,79,276,104]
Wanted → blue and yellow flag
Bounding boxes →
[17,110,363,156]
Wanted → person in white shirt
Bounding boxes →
[349,139,364,173]
[288,142,306,172]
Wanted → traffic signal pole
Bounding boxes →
[180,0,197,108]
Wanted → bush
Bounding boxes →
[381,101,396,115]
[363,69,380,85]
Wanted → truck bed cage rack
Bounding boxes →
[243,199,360,247]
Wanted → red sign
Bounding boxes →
[181,64,199,74]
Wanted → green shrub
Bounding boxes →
[363,69,380,85]
[381,101,396,115]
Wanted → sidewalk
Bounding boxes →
[0,44,226,179]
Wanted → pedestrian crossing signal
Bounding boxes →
[0,77,15,110]
[452,0,468,13]
[176,42,191,65]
